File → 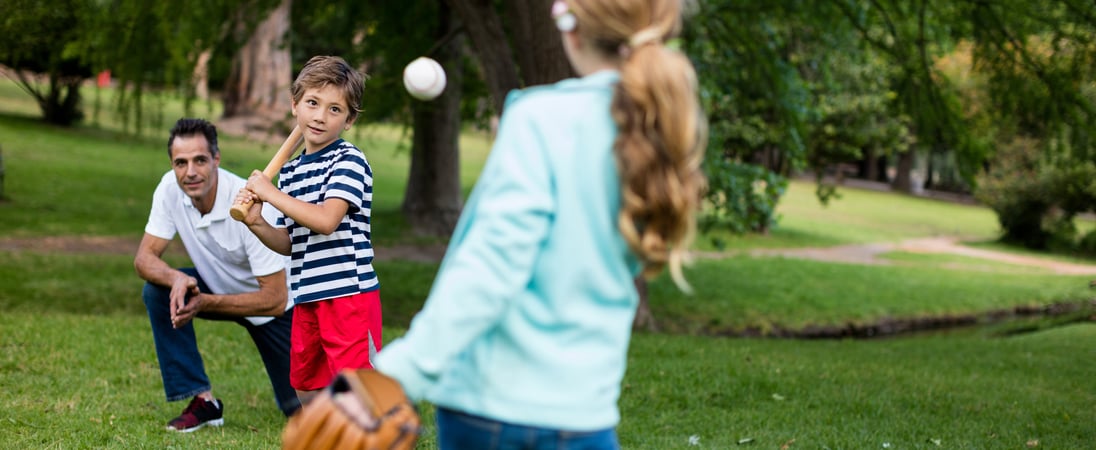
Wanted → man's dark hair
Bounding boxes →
[167,118,219,157]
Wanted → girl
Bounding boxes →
[375,1,706,448]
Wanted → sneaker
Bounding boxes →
[166,396,224,432]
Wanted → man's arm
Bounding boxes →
[172,270,288,327]
[134,233,200,324]
[135,232,289,328]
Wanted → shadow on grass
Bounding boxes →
[663,299,1096,339]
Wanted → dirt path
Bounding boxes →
[5,234,1093,338]
[734,236,1096,275]
[4,234,1096,275]
[0,236,448,263]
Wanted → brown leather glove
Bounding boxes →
[282,369,421,450]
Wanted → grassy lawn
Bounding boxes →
[3,312,1092,449]
[2,79,1095,448]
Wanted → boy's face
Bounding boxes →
[292,84,355,152]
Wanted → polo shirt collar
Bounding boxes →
[180,167,230,226]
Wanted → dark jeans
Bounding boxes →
[142,267,299,416]
[436,407,619,450]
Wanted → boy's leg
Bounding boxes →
[240,309,300,416]
[316,290,383,371]
[290,301,333,398]
[142,267,212,402]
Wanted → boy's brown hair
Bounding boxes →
[291,56,366,122]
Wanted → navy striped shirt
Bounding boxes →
[276,139,378,303]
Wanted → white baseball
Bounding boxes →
[402,57,447,101]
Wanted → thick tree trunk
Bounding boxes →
[503,0,575,86]
[445,0,521,113]
[892,149,915,193]
[222,0,292,130]
[0,145,5,200]
[192,49,212,101]
[632,277,657,331]
[402,2,464,237]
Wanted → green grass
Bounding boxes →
[3,313,1093,449]
[879,250,1060,273]
[619,325,1096,449]
[648,255,1092,334]
[2,77,1096,448]
[700,180,1002,251]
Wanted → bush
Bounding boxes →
[976,136,1096,251]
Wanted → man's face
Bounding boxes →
[170,135,220,203]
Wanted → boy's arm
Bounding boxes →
[235,188,293,255]
[244,170,351,235]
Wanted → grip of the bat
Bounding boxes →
[229,126,304,222]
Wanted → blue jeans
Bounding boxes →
[436,407,619,450]
[142,268,299,416]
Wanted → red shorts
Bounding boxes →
[289,290,383,391]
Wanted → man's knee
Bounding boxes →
[142,282,170,311]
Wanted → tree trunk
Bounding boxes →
[445,0,521,113]
[192,49,212,101]
[892,149,915,193]
[503,0,575,86]
[632,277,657,331]
[0,145,5,200]
[222,0,292,130]
[402,1,465,237]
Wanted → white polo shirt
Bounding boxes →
[144,167,291,325]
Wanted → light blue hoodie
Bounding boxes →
[374,70,640,431]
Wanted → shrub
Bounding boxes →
[976,136,1096,251]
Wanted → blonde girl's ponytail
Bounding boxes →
[570,0,708,292]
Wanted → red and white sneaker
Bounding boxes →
[166,396,224,432]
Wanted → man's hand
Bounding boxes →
[173,292,205,328]
[169,274,200,327]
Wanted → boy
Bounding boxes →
[235,56,380,403]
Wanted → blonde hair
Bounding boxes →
[291,56,367,122]
[570,0,707,291]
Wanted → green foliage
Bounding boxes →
[976,136,1096,251]
[87,0,281,133]
[699,158,786,240]
[685,2,808,235]
[0,0,94,125]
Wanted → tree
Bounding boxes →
[0,0,93,125]
[221,0,294,135]
[401,2,467,236]
[446,0,573,112]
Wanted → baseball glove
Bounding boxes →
[282,369,421,450]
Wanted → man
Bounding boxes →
[134,118,298,432]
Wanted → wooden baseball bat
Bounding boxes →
[229,125,304,222]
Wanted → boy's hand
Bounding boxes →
[244,170,277,201]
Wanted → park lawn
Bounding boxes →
[645,254,1092,335]
[3,77,1096,448]
[697,179,1003,252]
[2,312,1093,449]
[3,249,1091,336]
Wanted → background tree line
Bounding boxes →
[3,0,1096,255]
